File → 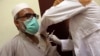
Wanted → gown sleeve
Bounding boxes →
[40,0,87,33]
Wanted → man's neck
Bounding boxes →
[25,33,39,44]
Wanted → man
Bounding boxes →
[0,3,60,56]
[40,0,100,56]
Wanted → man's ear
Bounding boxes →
[14,20,20,28]
[79,0,91,6]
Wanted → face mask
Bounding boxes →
[23,17,39,35]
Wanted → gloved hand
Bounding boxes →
[49,34,61,45]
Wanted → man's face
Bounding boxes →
[14,8,38,32]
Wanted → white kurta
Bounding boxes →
[0,32,60,56]
[40,0,100,56]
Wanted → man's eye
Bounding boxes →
[25,14,32,18]
[33,14,36,17]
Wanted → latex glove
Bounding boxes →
[49,34,61,45]
[49,34,74,51]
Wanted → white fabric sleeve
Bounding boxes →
[61,39,74,51]
[40,0,87,33]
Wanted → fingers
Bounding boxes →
[53,0,91,6]
[79,0,91,6]
[53,0,63,6]
[49,34,61,45]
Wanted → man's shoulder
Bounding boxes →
[0,34,22,50]
[0,34,22,55]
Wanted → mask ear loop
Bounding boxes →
[18,20,26,33]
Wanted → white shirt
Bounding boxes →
[0,32,60,56]
[40,0,100,56]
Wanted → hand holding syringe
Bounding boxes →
[48,30,61,45]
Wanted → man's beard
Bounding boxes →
[18,22,26,33]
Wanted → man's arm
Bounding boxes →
[0,42,15,56]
